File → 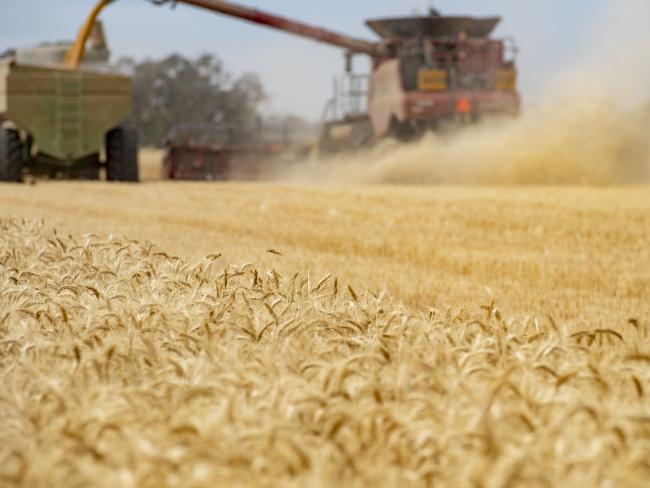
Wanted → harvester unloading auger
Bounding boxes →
[0,0,520,182]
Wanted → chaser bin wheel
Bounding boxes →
[0,127,24,182]
[105,125,139,182]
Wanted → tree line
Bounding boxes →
[116,54,315,147]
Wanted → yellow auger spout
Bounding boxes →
[64,0,115,69]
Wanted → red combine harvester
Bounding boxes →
[154,0,520,155]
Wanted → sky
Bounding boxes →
[0,0,624,119]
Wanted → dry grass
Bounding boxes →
[1,217,649,487]
[1,182,648,328]
[1,182,649,486]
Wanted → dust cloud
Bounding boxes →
[279,0,650,185]
[291,99,650,185]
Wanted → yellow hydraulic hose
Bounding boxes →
[64,0,115,69]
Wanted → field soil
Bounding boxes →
[1,181,649,486]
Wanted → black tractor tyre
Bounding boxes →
[0,127,24,182]
[105,125,139,182]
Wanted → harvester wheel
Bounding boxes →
[106,125,139,182]
[0,128,24,182]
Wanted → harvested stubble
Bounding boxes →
[1,218,649,487]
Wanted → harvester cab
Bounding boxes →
[362,11,520,139]
[321,9,520,150]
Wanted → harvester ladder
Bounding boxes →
[323,74,369,123]
[55,71,84,158]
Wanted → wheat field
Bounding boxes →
[1,180,649,487]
